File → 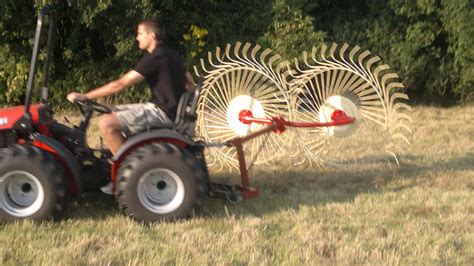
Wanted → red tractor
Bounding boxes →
[0,7,209,223]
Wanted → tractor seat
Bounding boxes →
[142,77,203,138]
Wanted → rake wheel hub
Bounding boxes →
[319,95,362,138]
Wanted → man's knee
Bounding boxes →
[99,113,122,134]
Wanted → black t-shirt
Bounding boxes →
[134,45,186,121]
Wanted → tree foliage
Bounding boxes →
[0,0,472,108]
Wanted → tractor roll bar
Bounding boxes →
[25,7,54,115]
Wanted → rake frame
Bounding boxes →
[207,110,355,200]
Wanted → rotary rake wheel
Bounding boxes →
[289,43,412,167]
[194,42,292,170]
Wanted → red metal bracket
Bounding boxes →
[228,109,356,200]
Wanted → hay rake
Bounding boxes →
[195,42,411,171]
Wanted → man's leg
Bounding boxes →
[98,112,125,155]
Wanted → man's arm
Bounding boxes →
[67,70,144,102]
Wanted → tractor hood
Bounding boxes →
[0,104,48,130]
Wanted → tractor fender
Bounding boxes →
[113,129,196,162]
[32,134,82,196]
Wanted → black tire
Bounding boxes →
[0,145,67,223]
[116,143,207,222]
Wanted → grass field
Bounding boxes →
[0,105,473,265]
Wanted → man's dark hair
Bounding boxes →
[139,19,166,43]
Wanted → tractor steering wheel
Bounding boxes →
[75,99,112,114]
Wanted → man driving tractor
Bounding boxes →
[67,19,194,193]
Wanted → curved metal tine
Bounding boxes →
[338,43,363,78]
[346,46,382,101]
[193,65,201,78]
[272,58,290,88]
[339,47,370,100]
[270,90,291,105]
[213,68,237,105]
[347,46,366,77]
[304,48,329,73]
[390,132,410,146]
[303,45,327,70]
[359,108,387,127]
[199,58,213,75]
[312,69,326,103]
[250,44,263,69]
[388,119,412,136]
[259,48,279,77]
[266,56,285,89]
[257,48,280,85]
[301,141,326,167]
[208,47,236,73]
[333,67,355,96]
[253,79,283,99]
[364,55,383,89]
[300,80,322,115]
[347,76,372,96]
[357,49,374,80]
[380,72,400,102]
[323,43,348,74]
[371,63,390,90]
[387,85,406,110]
[238,42,262,70]
[275,59,292,86]
[330,44,366,88]
[223,44,241,67]
[293,77,321,116]
[388,104,411,132]
[348,45,368,78]
[372,64,391,99]
[201,108,228,127]
[219,147,239,170]
[204,81,232,114]
[242,71,265,101]
[340,46,388,116]
[324,62,334,97]
[224,42,245,67]
[312,44,342,69]
[232,45,256,95]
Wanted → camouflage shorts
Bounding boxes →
[114,102,172,136]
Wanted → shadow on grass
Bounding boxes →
[64,152,473,221]
[201,165,392,219]
[67,192,118,221]
[201,151,474,219]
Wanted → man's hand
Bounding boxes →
[67,92,88,103]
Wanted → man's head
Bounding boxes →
[136,19,166,52]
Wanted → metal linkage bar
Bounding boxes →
[223,109,356,200]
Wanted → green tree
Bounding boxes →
[0,0,471,107]
[258,0,326,60]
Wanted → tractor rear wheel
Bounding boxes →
[116,143,207,222]
[0,145,67,222]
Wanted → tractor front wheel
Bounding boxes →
[0,145,67,222]
[116,143,207,222]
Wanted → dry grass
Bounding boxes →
[0,105,473,265]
